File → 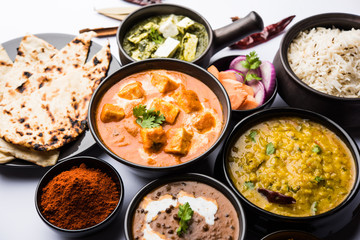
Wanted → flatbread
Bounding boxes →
[0,45,13,75]
[0,32,96,107]
[0,138,59,166]
[0,37,61,166]
[0,45,14,102]
[0,39,111,151]
[0,35,58,105]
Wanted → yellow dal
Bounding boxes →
[228,117,356,217]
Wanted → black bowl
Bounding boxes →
[117,3,263,67]
[261,230,321,240]
[273,13,360,128]
[221,108,360,239]
[210,55,278,123]
[88,58,231,177]
[124,173,247,240]
[35,156,124,237]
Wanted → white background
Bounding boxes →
[0,0,359,239]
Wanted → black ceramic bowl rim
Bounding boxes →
[261,229,321,240]
[209,54,278,113]
[123,173,247,240]
[222,107,360,221]
[279,12,360,101]
[35,156,124,234]
[88,58,231,172]
[116,3,213,65]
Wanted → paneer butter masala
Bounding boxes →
[96,70,223,167]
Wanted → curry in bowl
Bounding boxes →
[123,14,208,61]
[131,180,240,239]
[95,69,223,167]
[227,116,356,217]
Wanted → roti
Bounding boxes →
[0,32,111,164]
[0,35,58,105]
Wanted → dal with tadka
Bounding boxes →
[227,117,356,217]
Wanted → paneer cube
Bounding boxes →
[151,72,179,93]
[151,98,180,124]
[181,33,198,61]
[164,128,193,155]
[177,17,195,29]
[140,126,167,152]
[118,81,145,100]
[159,15,179,38]
[100,103,125,123]
[153,37,180,58]
[193,111,216,133]
[172,89,203,113]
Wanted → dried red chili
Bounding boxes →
[40,163,120,230]
[230,15,296,49]
[258,188,296,204]
[124,0,161,6]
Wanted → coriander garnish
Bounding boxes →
[176,202,194,236]
[244,181,255,189]
[241,51,262,82]
[314,176,325,183]
[312,144,322,154]
[266,142,275,155]
[149,27,164,44]
[133,104,165,128]
[249,130,257,143]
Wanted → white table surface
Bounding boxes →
[0,0,359,239]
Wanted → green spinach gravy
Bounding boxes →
[123,14,208,61]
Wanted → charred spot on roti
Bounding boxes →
[18,118,26,123]
[74,63,79,68]
[57,67,62,73]
[63,135,72,140]
[93,57,101,66]
[50,135,58,145]
[38,133,43,137]
[16,82,27,93]
[24,124,30,129]
[72,39,85,45]
[39,82,44,89]
[44,66,53,72]
[3,110,11,115]
[68,117,79,128]
[33,144,46,151]
[23,71,33,78]
[58,128,65,132]
[0,61,12,67]
[16,131,24,136]
[17,48,24,56]
[26,132,32,135]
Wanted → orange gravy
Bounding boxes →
[96,70,223,167]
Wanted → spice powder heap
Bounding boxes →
[40,163,120,230]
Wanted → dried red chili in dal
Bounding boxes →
[40,163,120,230]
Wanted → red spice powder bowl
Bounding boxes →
[35,156,124,237]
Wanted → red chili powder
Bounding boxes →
[40,163,120,230]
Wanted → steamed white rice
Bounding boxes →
[288,27,360,98]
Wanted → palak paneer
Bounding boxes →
[122,14,208,61]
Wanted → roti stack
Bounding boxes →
[0,32,111,166]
